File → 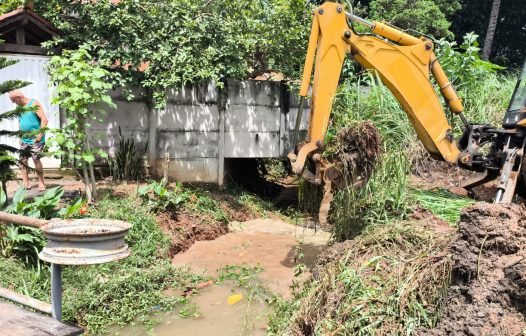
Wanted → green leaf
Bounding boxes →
[0,185,6,208]
[12,187,26,205]
[82,154,95,163]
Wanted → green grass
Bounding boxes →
[330,151,411,240]
[411,188,475,225]
[0,195,203,334]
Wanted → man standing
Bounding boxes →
[8,90,48,191]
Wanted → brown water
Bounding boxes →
[110,283,269,336]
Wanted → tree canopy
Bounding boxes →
[35,0,310,102]
[451,0,526,66]
[23,0,523,96]
[362,0,461,39]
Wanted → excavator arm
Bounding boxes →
[288,1,497,191]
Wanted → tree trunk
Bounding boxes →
[88,161,97,200]
[82,164,92,203]
[482,0,501,60]
[84,138,97,199]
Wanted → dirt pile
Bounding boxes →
[425,203,526,335]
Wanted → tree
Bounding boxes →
[0,0,24,15]
[47,47,115,202]
[0,55,35,196]
[357,0,461,39]
[33,0,310,104]
[450,0,526,66]
[482,0,501,60]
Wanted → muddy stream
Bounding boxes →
[113,283,268,336]
[111,218,331,335]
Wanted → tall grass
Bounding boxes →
[268,221,453,335]
[324,73,415,240]
[331,152,411,240]
[328,72,416,152]
[320,34,518,240]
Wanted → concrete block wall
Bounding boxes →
[89,88,150,156]
[92,80,309,185]
[154,83,220,182]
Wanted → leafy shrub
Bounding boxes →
[137,179,190,212]
[47,46,115,202]
[110,127,148,182]
[435,33,515,128]
[0,186,83,261]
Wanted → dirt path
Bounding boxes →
[172,217,331,298]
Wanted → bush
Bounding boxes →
[38,0,310,104]
[110,127,148,182]
[435,33,516,128]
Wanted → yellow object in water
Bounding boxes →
[227,294,243,305]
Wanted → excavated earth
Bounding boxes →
[157,194,259,256]
[425,203,526,335]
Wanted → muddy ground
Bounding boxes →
[423,203,526,335]
[172,218,331,298]
[156,193,258,256]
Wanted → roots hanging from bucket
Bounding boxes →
[325,120,383,188]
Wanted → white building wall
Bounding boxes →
[0,54,60,168]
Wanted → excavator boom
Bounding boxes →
[288,1,526,204]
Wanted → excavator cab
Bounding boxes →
[502,58,526,128]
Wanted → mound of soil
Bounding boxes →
[425,203,526,335]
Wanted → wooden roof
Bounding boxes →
[0,7,60,55]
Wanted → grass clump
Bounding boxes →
[331,152,411,240]
[411,188,475,225]
[0,195,202,334]
[268,221,453,336]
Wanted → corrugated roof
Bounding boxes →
[0,7,60,36]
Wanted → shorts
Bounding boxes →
[20,142,45,160]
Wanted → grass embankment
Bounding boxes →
[272,37,518,334]
[0,183,290,334]
[268,221,453,335]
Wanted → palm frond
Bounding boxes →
[0,58,18,69]
[0,129,40,137]
[0,105,38,121]
[0,144,21,154]
[0,80,32,95]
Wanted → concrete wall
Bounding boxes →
[89,80,309,185]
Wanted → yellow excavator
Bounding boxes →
[288,1,526,204]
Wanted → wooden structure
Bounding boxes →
[0,301,82,336]
[0,7,59,55]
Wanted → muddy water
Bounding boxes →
[111,283,268,336]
